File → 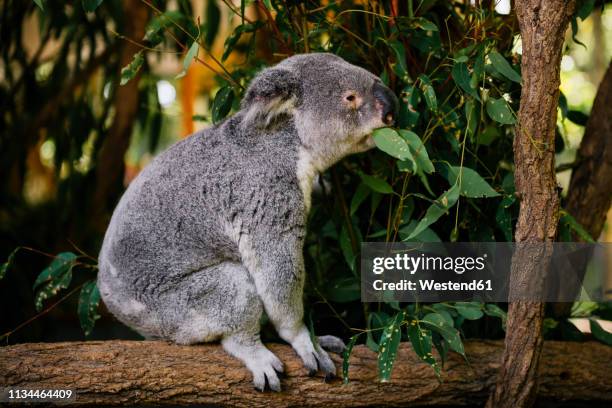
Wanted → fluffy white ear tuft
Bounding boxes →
[240,67,302,129]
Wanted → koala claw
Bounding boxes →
[318,335,347,354]
[248,350,284,392]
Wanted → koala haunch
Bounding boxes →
[98,53,398,391]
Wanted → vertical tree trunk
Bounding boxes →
[486,1,575,407]
[565,61,612,241]
[551,61,612,317]
[90,0,149,232]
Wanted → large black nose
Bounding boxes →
[373,82,399,126]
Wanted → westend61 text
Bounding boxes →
[372,279,493,291]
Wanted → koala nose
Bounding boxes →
[373,82,399,126]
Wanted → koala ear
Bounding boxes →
[241,67,302,128]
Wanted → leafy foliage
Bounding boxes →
[0,0,603,366]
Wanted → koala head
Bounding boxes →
[240,53,398,171]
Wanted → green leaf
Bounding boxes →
[479,124,500,146]
[350,183,370,216]
[567,110,589,126]
[452,61,480,101]
[78,280,101,336]
[378,311,404,382]
[399,221,442,243]
[82,0,103,12]
[342,333,361,384]
[442,166,500,198]
[486,97,515,124]
[120,51,144,86]
[465,99,478,139]
[183,41,199,72]
[211,86,235,123]
[262,0,273,10]
[33,0,44,11]
[1,248,19,281]
[496,196,514,241]
[421,312,465,356]
[222,23,261,61]
[373,128,414,163]
[398,130,434,174]
[33,252,77,312]
[360,174,394,194]
[398,86,420,128]
[33,252,77,290]
[411,17,439,31]
[559,211,595,243]
[418,74,437,112]
[407,184,460,239]
[144,11,184,46]
[484,304,507,327]
[454,302,484,320]
[388,40,410,82]
[488,51,521,83]
[406,320,440,377]
[577,0,596,20]
[589,319,612,345]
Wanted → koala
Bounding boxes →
[97,53,398,391]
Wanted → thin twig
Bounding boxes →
[1,283,85,343]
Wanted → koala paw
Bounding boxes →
[318,335,346,354]
[284,327,337,379]
[246,348,284,392]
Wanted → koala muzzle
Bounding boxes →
[373,82,399,126]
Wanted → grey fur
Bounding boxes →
[98,53,397,391]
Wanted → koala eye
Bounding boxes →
[345,94,356,102]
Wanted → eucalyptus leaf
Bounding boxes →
[34,252,76,312]
[486,97,515,124]
[589,319,612,345]
[0,248,18,281]
[442,166,499,198]
[407,184,460,239]
[373,128,414,162]
[211,86,234,123]
[120,51,144,86]
[398,130,434,174]
[406,320,440,377]
[452,61,480,101]
[378,311,404,382]
[350,183,370,216]
[183,41,199,72]
[360,174,394,194]
[78,280,101,336]
[488,51,521,83]
[418,74,437,112]
[342,334,361,383]
[422,312,465,356]
[454,302,484,320]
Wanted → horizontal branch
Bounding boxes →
[0,340,610,407]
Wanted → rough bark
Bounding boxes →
[487,1,575,407]
[1,340,610,407]
[90,0,149,233]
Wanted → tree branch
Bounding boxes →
[1,340,610,407]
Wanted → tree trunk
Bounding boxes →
[90,0,149,233]
[1,340,610,407]
[552,60,612,318]
[486,1,575,407]
[565,61,612,240]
